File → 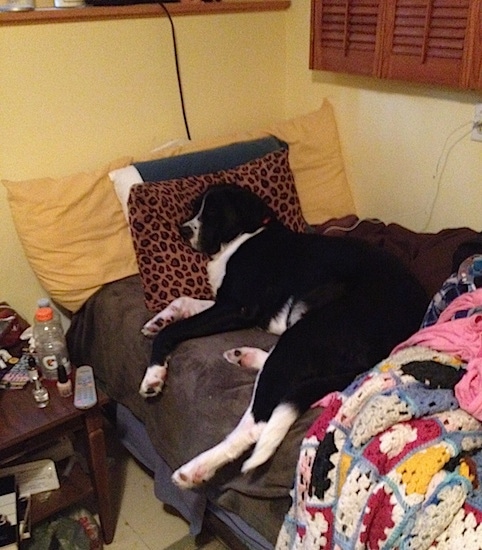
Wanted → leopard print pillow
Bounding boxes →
[128,147,307,312]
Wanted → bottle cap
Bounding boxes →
[37,298,50,308]
[35,307,54,322]
[57,364,68,383]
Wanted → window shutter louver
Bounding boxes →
[310,0,383,76]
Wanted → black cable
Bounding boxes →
[158,2,192,140]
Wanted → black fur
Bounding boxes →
[150,184,429,422]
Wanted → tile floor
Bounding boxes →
[105,423,226,550]
[108,456,190,549]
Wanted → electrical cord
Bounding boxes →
[322,218,384,234]
[158,2,192,140]
[433,120,473,180]
[422,121,472,232]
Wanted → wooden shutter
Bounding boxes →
[380,0,479,88]
[310,0,482,90]
[310,0,384,76]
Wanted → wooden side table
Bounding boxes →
[0,378,115,544]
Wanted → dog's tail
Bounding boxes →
[241,402,299,473]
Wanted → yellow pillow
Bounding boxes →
[3,157,138,313]
[2,99,354,313]
[262,99,355,225]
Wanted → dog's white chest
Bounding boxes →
[207,229,263,295]
[207,257,227,296]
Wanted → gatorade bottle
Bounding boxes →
[32,305,71,380]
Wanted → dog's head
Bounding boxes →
[179,184,276,255]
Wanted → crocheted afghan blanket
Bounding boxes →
[276,346,482,550]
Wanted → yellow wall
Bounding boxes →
[0,10,286,320]
[285,2,482,233]
[2,1,482,323]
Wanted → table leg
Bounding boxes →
[84,409,115,544]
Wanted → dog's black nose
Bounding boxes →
[179,225,193,240]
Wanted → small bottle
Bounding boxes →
[32,377,50,408]
[56,364,72,397]
[32,305,71,381]
[458,254,482,290]
[27,356,49,408]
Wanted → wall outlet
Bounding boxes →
[471,103,482,142]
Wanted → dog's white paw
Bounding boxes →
[141,297,215,337]
[223,347,269,371]
[241,451,269,474]
[171,459,213,489]
[141,302,184,337]
[141,309,176,337]
[141,323,162,338]
[139,364,168,398]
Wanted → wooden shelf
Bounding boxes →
[30,461,94,525]
[0,1,290,25]
[0,384,114,543]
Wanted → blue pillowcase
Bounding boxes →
[134,136,287,182]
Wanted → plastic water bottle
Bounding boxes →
[33,305,71,380]
[457,254,482,290]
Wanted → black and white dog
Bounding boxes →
[139,184,428,489]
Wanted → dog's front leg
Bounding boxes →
[139,364,168,398]
[139,302,258,398]
[141,297,215,337]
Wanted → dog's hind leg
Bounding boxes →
[223,347,270,371]
[241,402,298,473]
[141,297,215,337]
[172,407,265,489]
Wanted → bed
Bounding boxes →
[3,99,482,548]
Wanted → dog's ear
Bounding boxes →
[231,186,277,232]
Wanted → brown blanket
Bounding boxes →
[317,216,479,298]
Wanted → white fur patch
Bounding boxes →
[207,228,264,294]
[139,364,168,398]
[267,298,294,335]
[181,195,205,250]
[223,347,270,371]
[289,300,308,326]
[267,298,307,335]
